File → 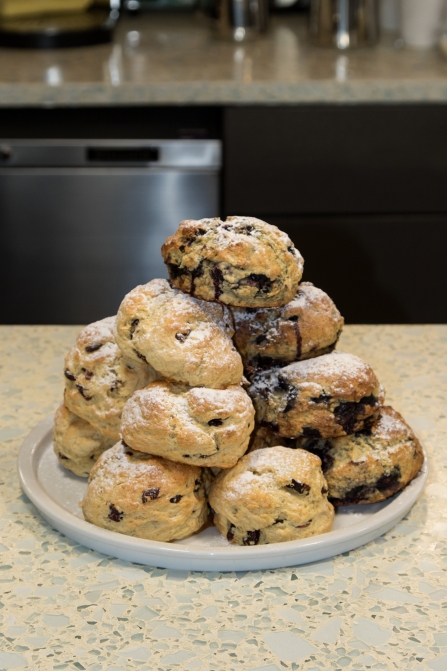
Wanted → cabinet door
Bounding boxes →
[266,214,447,324]
[224,105,447,323]
[224,105,447,215]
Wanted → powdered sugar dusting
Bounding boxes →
[223,446,317,499]
[90,442,168,491]
[224,469,259,499]
[290,351,370,381]
[175,217,303,273]
[120,391,146,435]
[249,352,376,401]
[80,316,116,345]
[374,407,412,441]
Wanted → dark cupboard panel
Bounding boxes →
[254,214,447,324]
[224,105,447,323]
[0,106,222,140]
[224,105,447,215]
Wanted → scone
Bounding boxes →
[209,447,334,545]
[115,279,243,388]
[232,282,344,378]
[121,380,255,468]
[64,316,154,441]
[297,406,424,505]
[53,403,115,477]
[82,442,209,541]
[249,352,385,439]
[161,216,304,308]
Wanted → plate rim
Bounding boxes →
[17,415,429,566]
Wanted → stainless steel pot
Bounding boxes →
[211,0,269,41]
[310,0,379,49]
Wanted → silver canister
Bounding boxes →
[310,0,379,49]
[211,0,269,41]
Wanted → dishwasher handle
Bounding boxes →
[0,140,221,169]
[87,147,159,163]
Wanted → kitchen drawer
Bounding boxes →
[224,105,447,215]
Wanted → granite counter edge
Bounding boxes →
[2,80,447,106]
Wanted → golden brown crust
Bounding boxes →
[82,442,209,541]
[115,279,243,389]
[248,352,385,439]
[209,447,334,545]
[121,380,255,468]
[162,217,304,308]
[232,283,344,378]
[53,403,115,478]
[64,317,153,440]
[297,406,424,505]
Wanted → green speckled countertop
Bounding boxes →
[0,325,447,671]
[1,14,447,106]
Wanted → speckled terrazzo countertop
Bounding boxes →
[0,324,447,671]
[1,14,447,105]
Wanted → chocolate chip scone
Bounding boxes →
[121,380,255,468]
[82,441,209,541]
[53,403,115,478]
[64,316,154,441]
[232,282,344,378]
[297,406,424,506]
[209,446,334,545]
[115,279,243,388]
[248,352,385,439]
[161,217,304,308]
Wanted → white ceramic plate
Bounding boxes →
[18,416,429,572]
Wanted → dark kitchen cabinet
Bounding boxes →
[1,103,447,324]
[223,105,447,323]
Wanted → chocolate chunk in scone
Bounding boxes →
[209,446,334,545]
[297,406,424,505]
[248,352,385,439]
[161,217,304,308]
[82,442,209,541]
[121,380,255,468]
[231,282,344,378]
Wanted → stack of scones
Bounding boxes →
[53,216,424,546]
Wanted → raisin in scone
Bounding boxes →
[162,217,304,308]
[82,442,209,541]
[53,403,115,478]
[248,352,385,439]
[297,406,424,506]
[121,380,255,468]
[64,316,154,441]
[232,282,344,378]
[115,279,243,388]
[209,447,334,545]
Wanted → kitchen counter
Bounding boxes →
[0,324,446,670]
[1,13,447,105]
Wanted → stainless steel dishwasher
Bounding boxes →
[0,139,221,324]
